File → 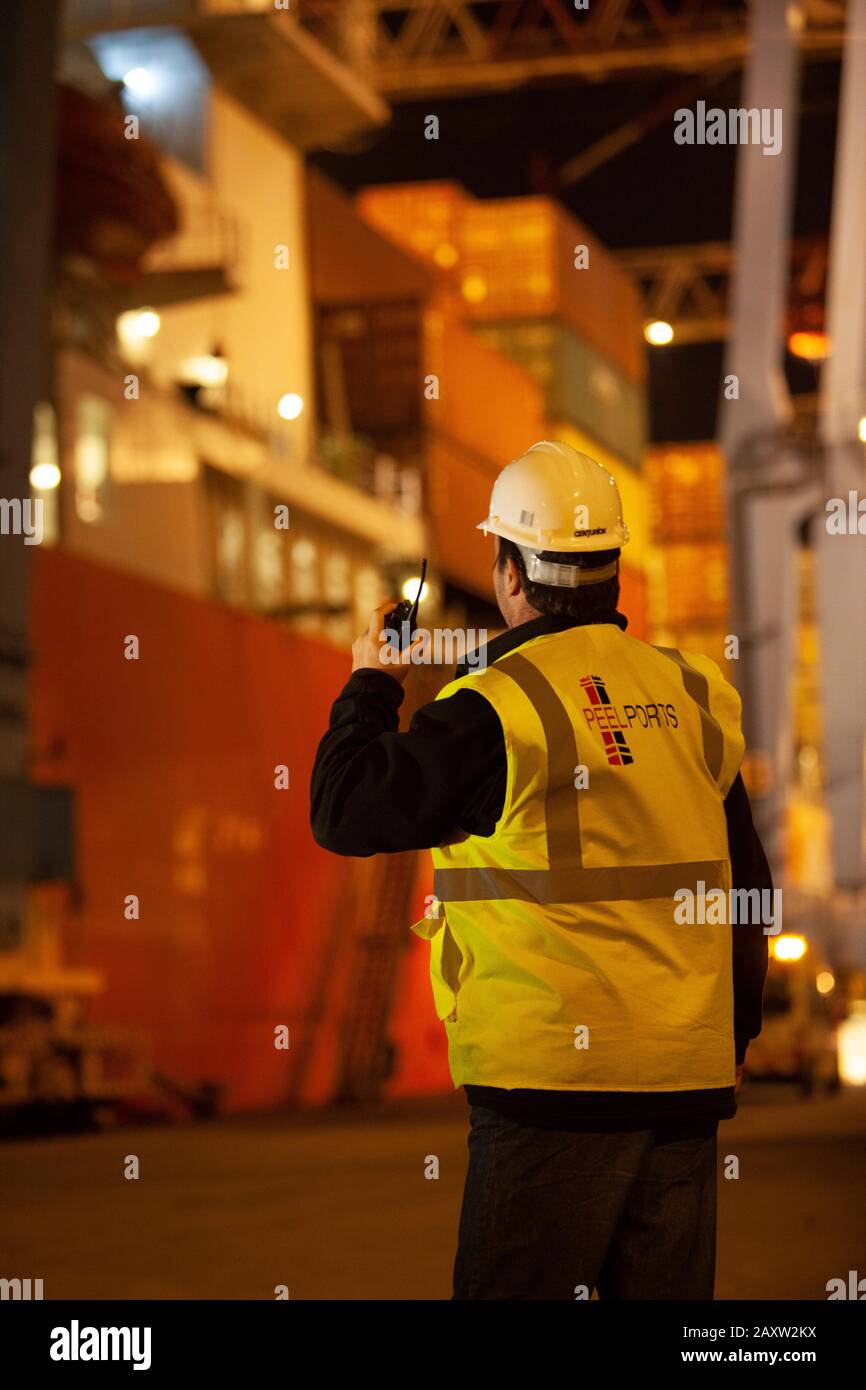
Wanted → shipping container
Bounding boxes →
[308,169,433,306]
[356,183,647,385]
[644,443,727,544]
[661,542,729,627]
[785,795,832,895]
[458,197,646,384]
[356,181,468,276]
[795,620,822,750]
[316,297,545,486]
[421,309,545,470]
[426,434,501,600]
[618,563,648,641]
[798,545,816,622]
[473,318,647,470]
[795,552,821,749]
[316,298,423,436]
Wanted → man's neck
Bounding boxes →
[506,602,542,629]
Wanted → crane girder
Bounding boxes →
[298,0,846,97]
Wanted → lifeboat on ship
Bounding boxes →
[54,82,179,286]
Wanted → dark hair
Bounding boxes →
[496,537,620,621]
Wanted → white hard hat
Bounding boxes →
[477,440,630,558]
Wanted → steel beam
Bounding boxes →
[816,0,866,891]
[616,236,828,345]
[65,2,847,95]
[719,0,808,878]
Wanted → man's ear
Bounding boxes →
[504,557,522,599]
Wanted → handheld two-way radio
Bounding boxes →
[383,559,427,652]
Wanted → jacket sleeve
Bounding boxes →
[309,670,507,856]
[724,772,771,1065]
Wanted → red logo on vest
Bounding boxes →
[579,674,635,766]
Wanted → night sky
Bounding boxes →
[313,57,840,443]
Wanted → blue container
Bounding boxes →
[471,317,647,470]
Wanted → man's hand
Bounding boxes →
[351,601,427,685]
[735,1064,744,1093]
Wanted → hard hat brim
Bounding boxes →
[477,516,629,551]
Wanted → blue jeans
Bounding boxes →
[453,1106,718,1300]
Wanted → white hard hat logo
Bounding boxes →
[573,504,607,538]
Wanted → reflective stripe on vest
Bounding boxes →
[434,860,730,904]
[654,646,725,782]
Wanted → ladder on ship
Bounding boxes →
[335,850,418,1104]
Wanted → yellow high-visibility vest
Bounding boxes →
[412,624,745,1092]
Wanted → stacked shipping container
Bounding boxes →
[643,442,730,658]
[356,180,652,632]
[470,319,646,470]
[643,443,820,885]
[456,194,646,384]
[356,183,645,382]
[310,173,559,607]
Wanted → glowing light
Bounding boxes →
[292,538,317,569]
[117,308,161,345]
[30,462,61,490]
[788,330,829,361]
[772,934,807,962]
[786,3,805,36]
[461,275,488,305]
[31,401,59,483]
[136,310,160,337]
[838,1002,866,1086]
[858,417,866,444]
[644,320,674,346]
[277,393,304,421]
[433,242,458,269]
[123,67,157,98]
[182,353,229,388]
[75,395,111,524]
[816,971,835,996]
[401,577,429,604]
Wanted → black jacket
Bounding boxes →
[311,611,770,1131]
